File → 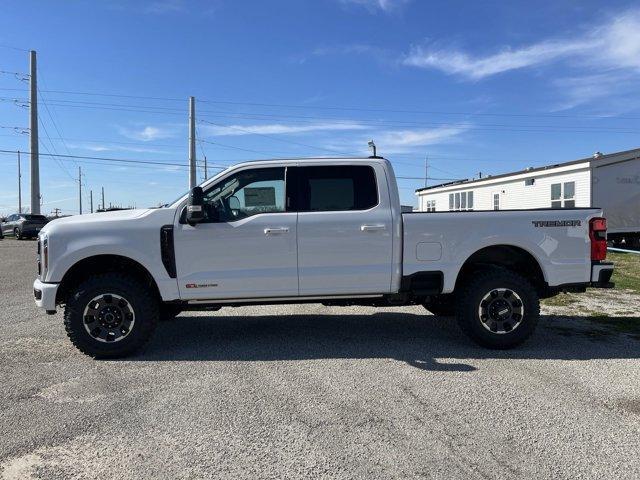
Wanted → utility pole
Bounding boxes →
[204,155,208,180]
[78,166,82,215]
[29,50,40,214]
[17,151,22,214]
[424,154,429,188]
[101,186,105,211]
[90,190,93,213]
[188,96,196,189]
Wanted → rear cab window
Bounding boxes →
[292,165,378,212]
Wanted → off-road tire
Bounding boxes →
[423,294,456,317]
[64,273,159,358]
[456,268,539,349]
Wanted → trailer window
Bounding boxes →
[551,182,575,208]
[449,194,454,210]
[563,182,575,208]
[551,183,562,208]
[467,191,473,209]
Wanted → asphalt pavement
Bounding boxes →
[1,239,639,479]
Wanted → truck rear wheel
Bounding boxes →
[63,273,159,358]
[456,269,539,349]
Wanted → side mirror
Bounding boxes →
[228,195,240,216]
[186,186,204,226]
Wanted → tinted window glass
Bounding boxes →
[563,181,575,199]
[201,167,285,222]
[467,191,474,209]
[449,194,454,210]
[24,215,48,221]
[551,183,561,201]
[295,166,377,212]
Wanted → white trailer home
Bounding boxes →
[416,148,640,246]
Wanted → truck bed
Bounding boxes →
[402,208,603,293]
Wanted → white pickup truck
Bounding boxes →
[34,157,614,358]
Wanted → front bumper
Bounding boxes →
[590,261,614,288]
[33,278,59,312]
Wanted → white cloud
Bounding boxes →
[117,125,177,142]
[402,9,640,80]
[377,125,470,149]
[67,142,170,154]
[144,0,185,14]
[200,122,368,137]
[403,40,594,80]
[339,0,410,13]
[552,71,639,112]
[322,125,471,156]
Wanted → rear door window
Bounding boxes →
[293,166,378,212]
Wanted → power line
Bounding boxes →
[198,119,359,155]
[6,96,640,131]
[37,116,76,181]
[0,44,29,52]
[3,86,639,121]
[6,98,640,135]
[198,139,290,157]
[0,149,226,169]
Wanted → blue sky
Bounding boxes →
[1,0,640,215]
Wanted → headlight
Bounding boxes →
[37,235,48,279]
[43,237,48,274]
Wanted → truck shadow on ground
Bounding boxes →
[131,311,640,371]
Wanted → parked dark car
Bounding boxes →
[0,214,49,239]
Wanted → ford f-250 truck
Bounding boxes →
[33,157,614,358]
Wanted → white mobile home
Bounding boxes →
[416,148,640,246]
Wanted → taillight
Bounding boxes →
[589,217,607,261]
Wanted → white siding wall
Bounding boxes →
[418,163,592,211]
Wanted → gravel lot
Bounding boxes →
[1,239,639,479]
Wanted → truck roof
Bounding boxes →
[227,156,389,170]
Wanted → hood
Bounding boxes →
[41,208,177,237]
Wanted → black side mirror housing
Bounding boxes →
[186,186,205,226]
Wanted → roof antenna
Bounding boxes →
[368,140,379,158]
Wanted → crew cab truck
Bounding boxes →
[33,157,614,358]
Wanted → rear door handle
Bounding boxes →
[361,224,386,232]
[264,227,290,235]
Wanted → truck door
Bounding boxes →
[173,166,298,300]
[291,164,394,295]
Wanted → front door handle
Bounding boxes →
[264,227,290,235]
[361,224,387,232]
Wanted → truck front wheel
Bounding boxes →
[456,269,539,349]
[63,273,159,358]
